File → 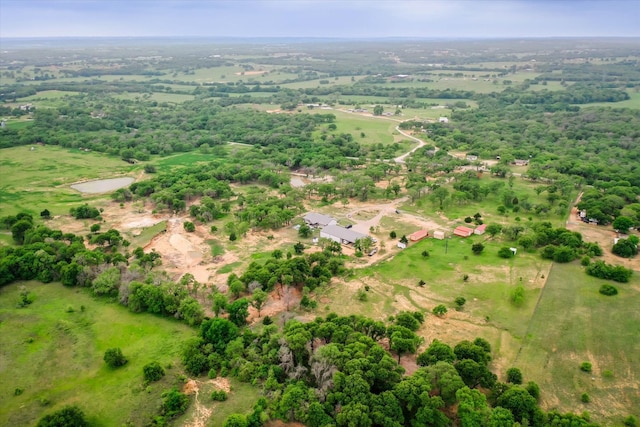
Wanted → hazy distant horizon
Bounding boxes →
[1,0,639,39]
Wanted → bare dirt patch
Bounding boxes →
[566,214,640,271]
[234,70,267,76]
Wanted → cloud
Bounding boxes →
[1,0,638,38]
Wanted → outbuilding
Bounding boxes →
[474,224,486,235]
[320,224,367,245]
[303,212,337,228]
[453,226,474,238]
[410,229,429,242]
[433,230,446,240]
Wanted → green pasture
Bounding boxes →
[320,233,546,326]
[0,120,33,129]
[280,75,363,89]
[14,90,81,108]
[170,376,261,427]
[0,146,138,216]
[579,91,640,109]
[325,110,398,145]
[515,263,640,423]
[400,174,574,228]
[153,146,245,169]
[0,281,195,426]
[128,220,167,248]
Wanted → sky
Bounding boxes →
[1,0,639,39]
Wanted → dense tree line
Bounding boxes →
[180,311,600,427]
[420,105,640,191]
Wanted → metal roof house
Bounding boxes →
[320,224,367,245]
[303,212,337,228]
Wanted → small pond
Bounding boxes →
[71,177,134,194]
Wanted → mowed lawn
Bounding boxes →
[515,262,640,423]
[0,145,137,216]
[0,281,195,426]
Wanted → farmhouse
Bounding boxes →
[513,159,529,166]
[474,224,486,235]
[410,229,429,242]
[453,226,474,238]
[466,154,478,161]
[303,212,337,228]
[320,224,367,245]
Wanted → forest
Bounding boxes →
[0,38,639,427]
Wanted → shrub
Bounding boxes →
[161,388,190,418]
[37,405,88,427]
[506,367,523,384]
[471,243,484,255]
[389,231,397,239]
[525,381,540,401]
[586,260,633,283]
[510,285,525,307]
[581,393,590,403]
[599,284,618,296]
[184,221,195,232]
[464,216,473,223]
[580,256,591,266]
[104,347,127,368]
[612,238,638,258]
[211,390,228,401]
[356,289,367,301]
[624,416,638,427]
[498,247,514,258]
[432,304,447,317]
[421,250,430,258]
[454,297,466,310]
[580,362,592,373]
[143,361,165,383]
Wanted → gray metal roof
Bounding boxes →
[321,224,367,243]
[304,212,335,226]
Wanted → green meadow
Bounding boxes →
[516,263,640,421]
[0,281,195,426]
[0,145,138,216]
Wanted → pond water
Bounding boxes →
[70,177,134,194]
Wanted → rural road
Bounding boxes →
[393,126,436,164]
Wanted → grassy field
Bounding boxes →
[399,174,573,229]
[0,281,195,426]
[0,145,138,216]
[128,220,167,248]
[515,262,640,423]
[325,110,398,145]
[580,91,640,109]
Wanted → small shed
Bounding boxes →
[474,224,486,235]
[433,230,446,240]
[438,117,449,123]
[397,242,407,249]
[453,226,474,238]
[410,229,429,242]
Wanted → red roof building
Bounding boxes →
[409,229,429,242]
[453,226,474,238]
[474,224,487,235]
